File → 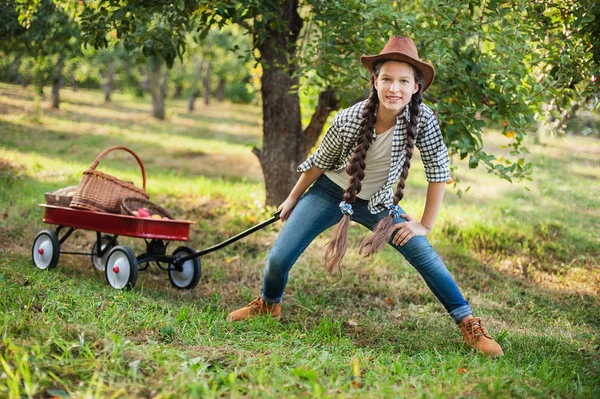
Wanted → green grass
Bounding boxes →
[1,82,599,398]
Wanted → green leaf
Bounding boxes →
[469,155,479,169]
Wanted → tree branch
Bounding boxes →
[298,86,340,160]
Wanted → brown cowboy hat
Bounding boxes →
[360,36,435,92]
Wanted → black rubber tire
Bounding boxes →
[168,246,201,290]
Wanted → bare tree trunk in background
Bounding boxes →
[187,56,204,112]
[51,55,65,109]
[11,55,21,84]
[147,56,167,120]
[215,77,225,102]
[71,75,78,91]
[138,66,148,97]
[173,85,183,99]
[188,89,200,112]
[102,61,114,102]
[203,62,211,106]
[557,102,580,133]
[36,64,44,97]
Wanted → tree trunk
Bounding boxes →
[215,77,225,102]
[253,1,340,206]
[102,61,114,102]
[188,89,200,112]
[71,75,78,92]
[203,62,211,106]
[173,85,183,99]
[11,55,21,84]
[255,0,304,206]
[187,57,204,112]
[138,66,148,97]
[147,57,167,120]
[557,102,580,134]
[51,56,65,109]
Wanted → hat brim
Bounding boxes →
[360,53,435,92]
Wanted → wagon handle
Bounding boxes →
[173,210,281,265]
[89,146,147,190]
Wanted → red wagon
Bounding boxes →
[32,204,280,290]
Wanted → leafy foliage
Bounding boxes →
[75,0,199,68]
[300,0,598,182]
[7,0,600,184]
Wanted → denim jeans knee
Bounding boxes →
[261,177,341,303]
[388,228,472,323]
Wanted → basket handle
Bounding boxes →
[89,146,147,190]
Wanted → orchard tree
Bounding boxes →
[181,27,254,110]
[58,0,599,205]
[4,0,80,108]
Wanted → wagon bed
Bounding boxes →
[41,204,193,241]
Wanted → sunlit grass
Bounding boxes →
[1,82,599,398]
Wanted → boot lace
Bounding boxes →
[463,318,492,343]
[247,297,265,311]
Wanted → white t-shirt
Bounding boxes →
[325,125,395,200]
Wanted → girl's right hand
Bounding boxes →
[278,197,298,221]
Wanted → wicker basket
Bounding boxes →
[45,185,78,207]
[70,146,149,213]
[121,197,173,220]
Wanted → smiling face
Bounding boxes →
[374,61,419,119]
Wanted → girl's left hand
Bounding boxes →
[392,213,431,246]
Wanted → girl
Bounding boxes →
[227,36,503,357]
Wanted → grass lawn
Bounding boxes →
[1,82,599,398]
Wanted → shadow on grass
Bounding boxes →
[42,104,262,146]
[176,110,261,129]
[0,119,263,183]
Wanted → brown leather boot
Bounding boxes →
[458,317,504,357]
[226,296,281,321]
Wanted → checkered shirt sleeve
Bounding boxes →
[297,101,365,173]
[297,116,343,172]
[416,105,451,183]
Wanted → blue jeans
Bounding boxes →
[262,175,472,323]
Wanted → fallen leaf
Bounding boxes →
[352,357,360,388]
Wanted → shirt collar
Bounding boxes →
[396,105,411,122]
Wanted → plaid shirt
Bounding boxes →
[298,100,450,213]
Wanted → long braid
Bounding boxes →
[395,88,421,202]
[359,68,424,256]
[324,80,379,274]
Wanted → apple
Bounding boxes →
[137,207,151,218]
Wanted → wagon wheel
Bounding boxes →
[105,246,138,290]
[32,230,60,270]
[91,235,119,271]
[168,246,201,290]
